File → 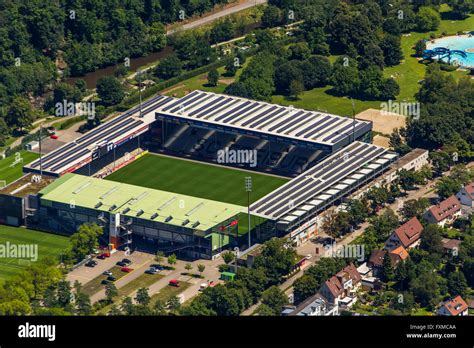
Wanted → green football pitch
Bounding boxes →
[0,150,39,186]
[0,225,69,283]
[105,154,289,206]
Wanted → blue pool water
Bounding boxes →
[426,35,474,68]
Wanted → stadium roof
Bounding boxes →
[250,141,397,221]
[39,173,245,232]
[154,90,372,151]
[24,95,176,177]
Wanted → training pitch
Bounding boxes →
[0,225,69,283]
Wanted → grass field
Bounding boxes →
[150,281,191,306]
[0,225,69,283]
[81,266,127,297]
[105,153,288,206]
[0,150,39,186]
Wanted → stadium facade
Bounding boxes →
[12,90,425,257]
[35,173,244,259]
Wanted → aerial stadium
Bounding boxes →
[0,89,423,259]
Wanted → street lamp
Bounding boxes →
[234,246,239,274]
[245,177,252,249]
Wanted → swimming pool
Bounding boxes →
[426,35,474,68]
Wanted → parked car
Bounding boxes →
[85,260,97,267]
[121,258,132,265]
[145,268,159,275]
[305,254,313,260]
[50,134,58,139]
[169,279,180,287]
[101,279,110,285]
[150,264,163,270]
[102,270,112,276]
[199,283,208,291]
[116,261,126,267]
[97,252,110,259]
[121,267,133,273]
[107,275,117,281]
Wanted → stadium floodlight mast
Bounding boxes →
[245,176,252,249]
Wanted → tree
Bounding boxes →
[96,76,124,106]
[155,54,182,80]
[108,305,122,316]
[436,176,462,199]
[347,199,369,227]
[293,275,318,303]
[224,59,238,77]
[447,271,469,298]
[410,271,442,309]
[222,251,235,264]
[358,65,385,99]
[253,238,297,285]
[289,79,304,100]
[259,286,287,316]
[288,42,311,61]
[121,297,134,315]
[420,224,443,255]
[300,55,332,89]
[389,128,411,155]
[207,68,219,87]
[135,288,151,307]
[448,0,474,19]
[184,263,193,274]
[153,299,167,315]
[398,169,420,192]
[167,254,177,267]
[414,39,427,57]
[155,251,165,264]
[105,283,118,303]
[167,295,181,313]
[274,60,304,95]
[322,211,351,239]
[197,264,205,277]
[67,223,103,263]
[381,252,394,282]
[416,7,441,32]
[400,198,430,221]
[380,78,400,99]
[6,97,35,131]
[380,34,403,67]
[330,57,359,95]
[261,6,283,28]
[0,117,9,146]
[75,292,92,315]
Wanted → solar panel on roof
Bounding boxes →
[267,110,305,132]
[188,96,226,117]
[161,90,200,112]
[241,105,278,127]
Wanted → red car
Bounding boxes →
[169,279,180,287]
[97,252,110,259]
[121,267,133,273]
[50,135,58,139]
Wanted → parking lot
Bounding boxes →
[67,250,226,308]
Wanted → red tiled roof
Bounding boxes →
[390,245,409,261]
[394,217,423,248]
[428,195,461,222]
[462,182,474,200]
[441,238,462,250]
[323,264,361,298]
[368,249,386,268]
[441,296,468,316]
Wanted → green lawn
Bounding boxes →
[105,153,288,206]
[0,225,69,283]
[117,273,165,297]
[162,60,250,98]
[0,150,39,185]
[150,281,191,306]
[81,266,127,297]
[276,7,474,116]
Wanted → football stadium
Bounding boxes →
[0,89,415,259]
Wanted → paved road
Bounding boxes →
[167,0,267,35]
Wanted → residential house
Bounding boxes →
[319,263,361,308]
[368,246,409,276]
[423,196,462,227]
[438,296,469,316]
[281,293,339,316]
[456,182,474,214]
[441,238,462,256]
[386,217,424,251]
